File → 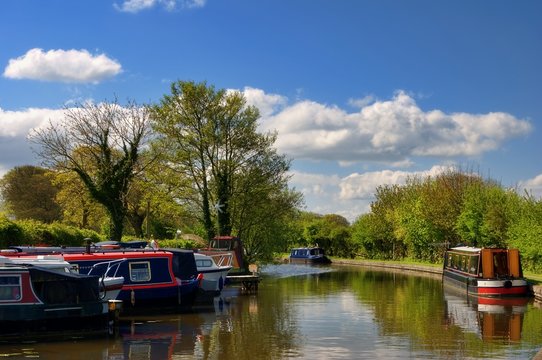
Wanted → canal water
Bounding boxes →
[1,264,542,359]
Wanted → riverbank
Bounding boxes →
[330,257,542,302]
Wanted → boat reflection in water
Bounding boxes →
[106,296,234,359]
[443,288,530,343]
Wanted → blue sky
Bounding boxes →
[1,1,541,222]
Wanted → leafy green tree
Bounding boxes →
[455,182,510,248]
[0,165,61,223]
[151,81,300,241]
[52,170,107,231]
[351,212,393,259]
[30,100,152,241]
[507,194,542,272]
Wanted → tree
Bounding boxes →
[151,81,302,266]
[152,81,295,239]
[0,165,61,223]
[52,170,107,231]
[30,100,152,241]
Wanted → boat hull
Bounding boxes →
[0,302,110,337]
[443,269,530,297]
[289,257,331,265]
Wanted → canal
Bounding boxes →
[1,264,542,359]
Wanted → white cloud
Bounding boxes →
[114,0,206,12]
[0,107,64,138]
[242,87,287,118]
[3,48,122,84]
[0,107,66,173]
[518,174,542,198]
[254,90,531,164]
[339,165,451,201]
[289,166,454,222]
[348,95,376,108]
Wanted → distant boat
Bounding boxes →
[0,256,118,340]
[289,247,332,265]
[442,246,530,297]
[194,252,233,294]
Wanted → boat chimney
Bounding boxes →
[85,238,91,254]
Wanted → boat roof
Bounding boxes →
[448,246,482,253]
[60,250,175,261]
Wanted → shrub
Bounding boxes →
[0,214,23,248]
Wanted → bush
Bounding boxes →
[0,214,23,248]
[1,218,103,247]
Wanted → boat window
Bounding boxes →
[129,262,151,282]
[461,255,468,272]
[468,255,479,275]
[0,275,21,301]
[493,252,509,277]
[196,259,213,268]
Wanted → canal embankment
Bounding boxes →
[330,258,542,302]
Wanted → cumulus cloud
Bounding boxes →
[254,90,531,164]
[518,174,542,198]
[290,165,454,221]
[339,165,452,200]
[3,48,122,84]
[0,107,65,173]
[114,0,206,12]
[242,87,287,118]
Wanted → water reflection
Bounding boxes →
[110,296,235,359]
[443,287,530,343]
[1,266,542,360]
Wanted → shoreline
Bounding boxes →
[330,258,542,302]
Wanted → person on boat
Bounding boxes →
[149,236,159,249]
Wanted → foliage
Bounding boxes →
[52,170,107,231]
[0,216,103,247]
[0,214,23,248]
[29,99,153,241]
[507,194,542,272]
[152,80,302,267]
[0,165,61,223]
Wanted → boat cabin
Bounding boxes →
[443,247,523,279]
[442,246,529,297]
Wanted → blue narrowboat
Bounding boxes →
[289,247,332,265]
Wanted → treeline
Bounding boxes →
[1,166,542,272]
[350,169,542,272]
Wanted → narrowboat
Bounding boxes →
[5,254,125,301]
[193,252,233,294]
[442,246,530,297]
[200,236,244,270]
[289,247,332,265]
[58,249,202,311]
[0,256,119,340]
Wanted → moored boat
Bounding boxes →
[194,252,233,294]
[289,247,332,265]
[5,255,125,301]
[199,236,244,270]
[0,256,119,340]
[442,246,530,297]
[61,249,202,311]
